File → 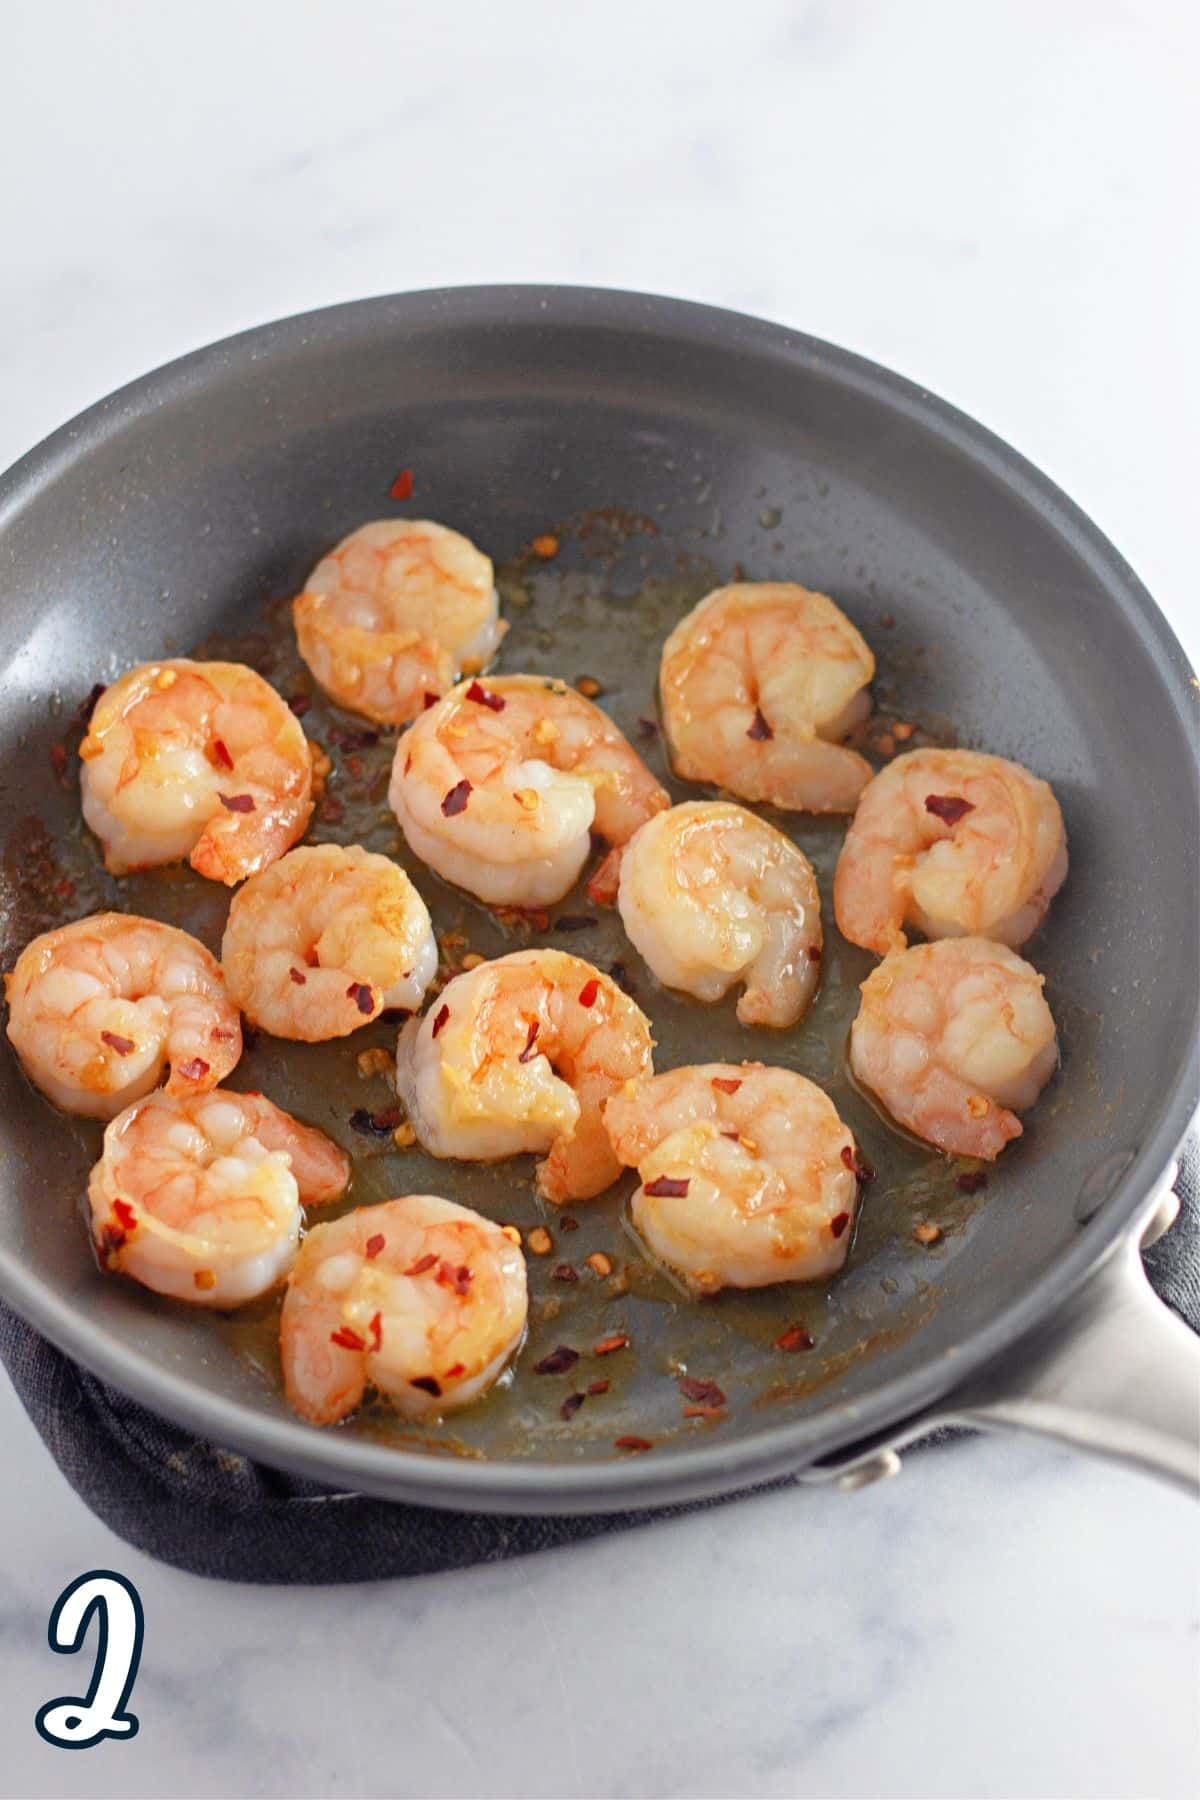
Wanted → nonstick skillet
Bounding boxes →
[0,286,1196,1510]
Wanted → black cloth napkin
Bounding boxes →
[3,1141,1195,1585]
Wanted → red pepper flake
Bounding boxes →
[775,1323,815,1352]
[593,1333,628,1357]
[553,1263,579,1283]
[405,1253,438,1277]
[635,717,658,740]
[367,1310,383,1353]
[349,1106,403,1136]
[683,1403,725,1420]
[746,706,773,741]
[518,1019,540,1063]
[644,1175,689,1198]
[841,1144,875,1182]
[586,1378,610,1396]
[830,1211,851,1238]
[446,1362,465,1378]
[925,793,974,826]
[957,1169,988,1193]
[711,1076,742,1095]
[410,1376,442,1397]
[559,1215,580,1232]
[534,1345,580,1376]
[287,693,311,718]
[209,737,234,772]
[347,981,375,1016]
[112,1198,138,1234]
[465,679,506,712]
[98,1225,127,1260]
[431,1003,450,1039]
[441,778,472,817]
[577,977,601,1008]
[330,1325,366,1351]
[320,794,345,824]
[560,1392,585,1421]
[721,1129,741,1141]
[615,1435,653,1453]
[100,1030,136,1057]
[436,1260,473,1296]
[49,743,69,777]
[807,945,822,963]
[389,468,414,501]
[177,1057,210,1081]
[365,1233,386,1260]
[218,792,255,813]
[422,691,440,710]
[55,877,76,899]
[289,967,307,985]
[678,1375,727,1407]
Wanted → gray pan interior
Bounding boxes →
[0,286,1196,1513]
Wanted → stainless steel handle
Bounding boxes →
[800,1168,1200,1496]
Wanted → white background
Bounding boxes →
[1,3,1197,1796]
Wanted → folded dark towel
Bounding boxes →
[3,1142,1195,1584]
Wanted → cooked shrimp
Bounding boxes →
[80,659,313,884]
[280,1195,527,1424]
[89,1087,349,1306]
[293,520,505,725]
[617,802,822,1027]
[221,844,436,1040]
[659,583,874,813]
[5,914,241,1119]
[850,938,1058,1160]
[389,675,670,907]
[394,949,655,1203]
[604,1062,862,1292]
[834,747,1067,954]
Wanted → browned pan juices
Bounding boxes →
[4,514,1063,1465]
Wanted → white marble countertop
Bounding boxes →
[1,4,1197,1796]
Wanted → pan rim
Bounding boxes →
[0,283,1196,1511]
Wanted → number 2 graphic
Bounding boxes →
[35,1570,144,1749]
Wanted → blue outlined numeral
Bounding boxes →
[35,1570,144,1749]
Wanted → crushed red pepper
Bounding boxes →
[287,693,311,718]
[560,1392,585,1421]
[586,1378,610,1396]
[830,1211,851,1238]
[365,1234,386,1260]
[405,1253,438,1277]
[534,1345,580,1376]
[957,1169,988,1193]
[289,967,307,985]
[112,1199,138,1234]
[746,707,773,741]
[593,1333,628,1356]
[422,691,440,710]
[775,1324,815,1352]
[431,1003,450,1038]
[465,680,505,712]
[518,1019,540,1063]
[349,1107,403,1137]
[615,1436,653,1453]
[807,945,822,963]
[389,468,414,501]
[330,1326,366,1351]
[177,1058,210,1082]
[553,1263,579,1283]
[367,1311,383,1352]
[841,1145,875,1181]
[441,779,472,817]
[678,1375,727,1407]
[347,982,375,1016]
[711,1076,742,1095]
[577,977,601,1008]
[217,792,255,813]
[436,1261,473,1296]
[100,1030,135,1057]
[49,743,68,777]
[209,738,234,771]
[925,793,974,826]
[644,1175,689,1198]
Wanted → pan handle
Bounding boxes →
[801,1168,1200,1496]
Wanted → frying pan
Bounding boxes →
[0,286,1196,1512]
